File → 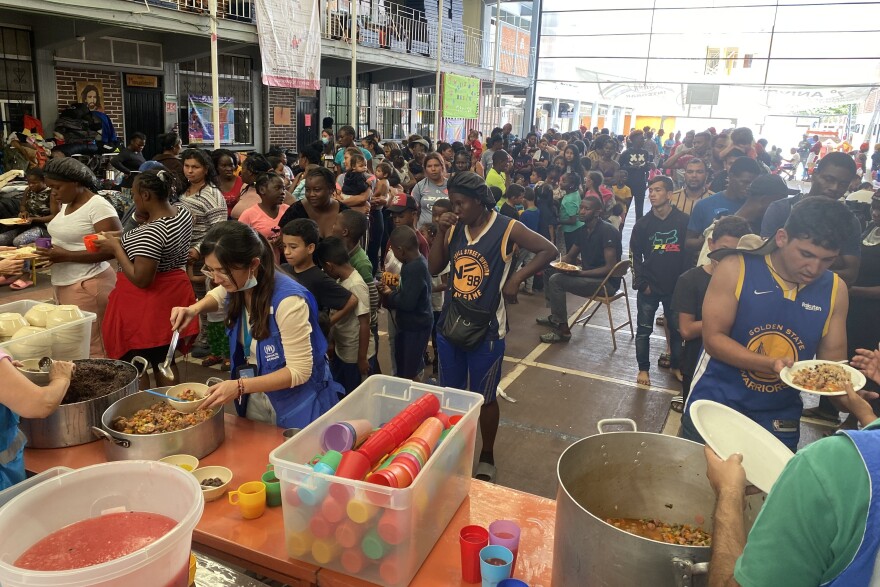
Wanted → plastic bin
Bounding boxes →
[0,461,204,587]
[0,299,96,361]
[270,375,483,586]
[0,467,72,508]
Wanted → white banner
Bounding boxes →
[255,0,321,90]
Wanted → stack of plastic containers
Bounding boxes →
[269,375,483,586]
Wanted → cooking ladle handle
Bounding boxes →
[596,418,638,434]
[91,426,131,448]
[671,557,709,587]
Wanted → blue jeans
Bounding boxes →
[636,289,680,372]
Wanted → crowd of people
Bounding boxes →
[2,118,880,584]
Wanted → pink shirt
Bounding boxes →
[237,204,290,264]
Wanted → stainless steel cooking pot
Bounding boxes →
[92,383,225,461]
[19,357,147,448]
[552,419,765,587]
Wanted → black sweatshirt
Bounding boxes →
[386,256,433,331]
[629,206,690,296]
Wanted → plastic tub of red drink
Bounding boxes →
[0,461,204,587]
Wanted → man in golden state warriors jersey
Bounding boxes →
[681,197,852,451]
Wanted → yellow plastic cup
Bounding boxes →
[228,481,266,519]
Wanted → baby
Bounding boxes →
[341,152,370,197]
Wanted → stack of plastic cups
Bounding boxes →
[321,419,374,452]
[366,417,443,488]
[298,450,342,506]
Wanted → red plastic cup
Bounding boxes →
[460,525,489,583]
[320,494,347,524]
[433,411,451,429]
[83,234,100,252]
[341,548,368,574]
[377,508,406,545]
[309,512,336,539]
[449,414,463,426]
[335,519,367,548]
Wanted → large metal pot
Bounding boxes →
[19,357,147,448]
[552,419,765,587]
[92,384,225,461]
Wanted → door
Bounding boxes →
[123,81,164,161]
[297,97,319,153]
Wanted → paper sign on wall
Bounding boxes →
[304,114,312,127]
[274,106,291,125]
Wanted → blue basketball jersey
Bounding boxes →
[687,254,839,446]
[442,211,516,340]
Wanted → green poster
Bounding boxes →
[443,73,480,119]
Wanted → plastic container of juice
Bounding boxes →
[0,461,204,587]
[270,375,483,586]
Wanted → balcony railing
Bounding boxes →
[139,0,255,22]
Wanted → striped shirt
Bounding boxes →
[179,185,227,251]
[120,205,193,273]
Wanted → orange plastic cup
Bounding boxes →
[83,234,100,252]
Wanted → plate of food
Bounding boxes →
[690,399,794,493]
[780,360,866,396]
[0,218,28,226]
[550,260,581,272]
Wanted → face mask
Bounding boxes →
[321,137,330,145]
[238,270,258,291]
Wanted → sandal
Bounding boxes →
[0,276,17,286]
[535,316,557,327]
[540,331,571,344]
[670,395,684,413]
[201,355,223,367]
[9,279,33,290]
[220,359,231,372]
[657,353,671,369]
[474,461,497,483]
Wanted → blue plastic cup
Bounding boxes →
[479,545,513,587]
[498,580,529,587]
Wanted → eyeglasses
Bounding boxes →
[200,266,231,282]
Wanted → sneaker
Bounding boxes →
[190,344,211,359]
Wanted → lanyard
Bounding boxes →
[242,309,253,360]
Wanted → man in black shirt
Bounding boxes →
[619,130,653,219]
[538,196,622,343]
[630,176,690,386]
[110,132,147,176]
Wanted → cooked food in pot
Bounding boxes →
[176,388,203,401]
[65,360,135,404]
[605,518,711,546]
[791,363,850,393]
[111,402,213,435]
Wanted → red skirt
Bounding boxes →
[102,269,200,360]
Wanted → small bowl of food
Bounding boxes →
[159,454,200,472]
[193,466,233,501]
[165,383,211,414]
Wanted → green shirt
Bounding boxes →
[486,168,507,194]
[349,246,374,284]
[560,191,584,233]
[734,419,879,586]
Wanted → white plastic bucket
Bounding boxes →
[0,461,204,587]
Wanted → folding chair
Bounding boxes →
[571,259,633,350]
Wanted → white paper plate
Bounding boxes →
[690,399,794,493]
[779,360,866,396]
[550,261,581,272]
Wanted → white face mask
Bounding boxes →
[321,136,330,145]
[237,271,258,291]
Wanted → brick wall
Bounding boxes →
[55,68,124,140]
[266,86,298,151]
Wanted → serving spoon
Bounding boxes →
[157,330,180,382]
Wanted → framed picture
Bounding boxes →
[76,81,104,113]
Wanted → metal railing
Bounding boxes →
[137,0,254,22]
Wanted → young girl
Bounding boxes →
[237,173,289,264]
[467,129,483,163]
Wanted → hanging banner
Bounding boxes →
[444,119,467,143]
[255,0,321,90]
[188,96,235,143]
[443,73,480,120]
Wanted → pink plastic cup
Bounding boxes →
[488,520,521,573]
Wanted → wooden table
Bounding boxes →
[25,415,556,587]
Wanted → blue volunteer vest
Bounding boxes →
[686,254,838,449]
[0,404,26,491]
[228,274,340,429]
[828,429,880,586]
[441,211,515,340]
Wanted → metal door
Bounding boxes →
[123,85,164,160]
[297,97,319,152]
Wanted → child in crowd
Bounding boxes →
[514,172,530,187]
[670,215,751,411]
[517,188,541,295]
[530,166,547,187]
[316,236,378,395]
[547,167,564,200]
[534,183,558,245]
[607,202,625,230]
[281,218,357,338]
[378,226,433,381]
[467,129,483,162]
[612,169,632,228]
[238,172,288,264]
[339,152,371,215]
[499,184,525,220]
[418,222,448,374]
[431,197,452,223]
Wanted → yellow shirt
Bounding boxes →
[486,168,507,192]
[612,184,632,203]
[670,187,712,216]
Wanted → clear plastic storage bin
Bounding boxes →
[0,461,204,587]
[269,375,483,586]
[0,300,96,360]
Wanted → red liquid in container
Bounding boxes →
[15,511,177,571]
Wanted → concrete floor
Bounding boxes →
[0,198,839,500]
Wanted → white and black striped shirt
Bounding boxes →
[120,205,193,273]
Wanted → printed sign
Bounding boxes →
[187,95,235,143]
[443,73,480,120]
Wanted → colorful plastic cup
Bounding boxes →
[449,414,464,426]
[227,481,266,520]
[341,548,368,574]
[479,545,513,587]
[320,494,347,523]
[309,512,337,539]
[34,237,51,249]
[82,234,100,252]
[460,525,489,583]
[361,528,391,560]
[489,520,521,573]
[322,419,374,451]
[377,508,406,545]
[335,519,367,549]
[346,495,379,524]
[312,538,341,565]
[261,470,281,507]
[286,531,313,557]
[498,580,529,587]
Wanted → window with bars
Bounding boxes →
[705,47,720,75]
[376,81,410,140]
[413,86,435,140]
[178,55,253,145]
[0,27,36,138]
[324,76,370,138]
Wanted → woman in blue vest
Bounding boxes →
[0,355,75,490]
[170,222,340,429]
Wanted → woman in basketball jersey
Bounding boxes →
[429,171,557,482]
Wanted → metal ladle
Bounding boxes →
[157,330,180,382]
[38,356,52,373]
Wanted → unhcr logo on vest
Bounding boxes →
[264,344,280,362]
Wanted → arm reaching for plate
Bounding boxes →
[830,381,878,428]
[851,347,880,386]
